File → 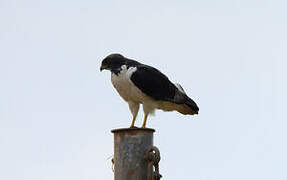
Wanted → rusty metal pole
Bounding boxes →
[111,128,155,180]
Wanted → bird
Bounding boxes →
[100,53,199,128]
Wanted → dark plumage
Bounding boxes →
[100,53,199,128]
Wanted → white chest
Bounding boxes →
[111,65,148,103]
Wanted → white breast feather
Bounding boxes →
[111,65,152,103]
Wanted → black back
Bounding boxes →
[130,65,176,101]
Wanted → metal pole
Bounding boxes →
[111,128,155,180]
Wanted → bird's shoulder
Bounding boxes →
[125,58,168,80]
[129,63,176,101]
[125,58,142,68]
[125,59,169,80]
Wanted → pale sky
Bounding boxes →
[0,0,286,179]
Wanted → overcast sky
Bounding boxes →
[0,0,286,179]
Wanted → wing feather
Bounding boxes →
[130,64,199,115]
[130,65,176,101]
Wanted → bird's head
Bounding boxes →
[100,54,126,72]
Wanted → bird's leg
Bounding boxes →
[128,102,139,128]
[141,114,148,128]
[130,116,136,128]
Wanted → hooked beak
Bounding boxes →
[100,64,107,71]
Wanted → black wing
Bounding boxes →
[130,65,176,101]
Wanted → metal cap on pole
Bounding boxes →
[111,128,161,180]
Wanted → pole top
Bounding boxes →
[111,127,155,133]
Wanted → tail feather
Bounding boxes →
[184,96,199,114]
[173,83,199,115]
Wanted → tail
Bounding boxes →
[174,83,199,115]
[184,95,199,115]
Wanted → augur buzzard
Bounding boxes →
[100,54,199,128]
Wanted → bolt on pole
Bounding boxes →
[111,128,161,180]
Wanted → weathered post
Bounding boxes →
[112,128,161,180]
